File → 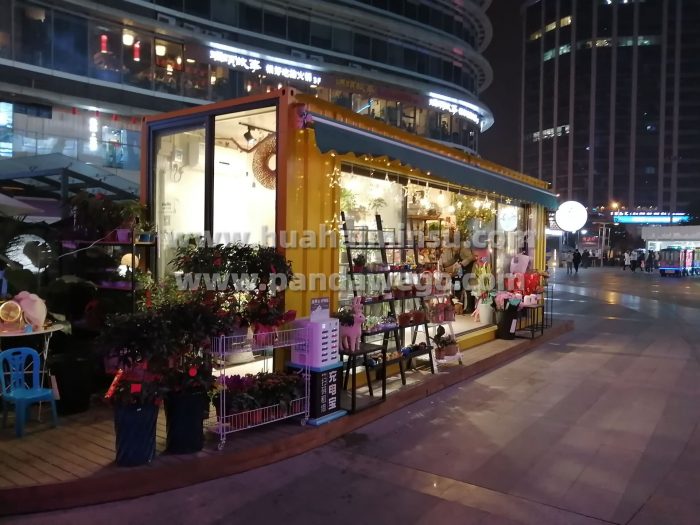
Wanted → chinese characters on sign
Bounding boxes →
[209,50,261,72]
[208,49,322,86]
[264,64,321,86]
[428,97,480,125]
[312,366,341,418]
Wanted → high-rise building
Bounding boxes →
[521,0,700,212]
[0,0,494,202]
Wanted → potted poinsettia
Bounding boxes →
[99,310,169,466]
[153,298,218,455]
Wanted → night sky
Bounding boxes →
[479,0,523,172]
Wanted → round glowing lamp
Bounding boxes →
[555,201,588,232]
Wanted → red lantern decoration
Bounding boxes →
[133,41,141,62]
[100,34,108,53]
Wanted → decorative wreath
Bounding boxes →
[252,134,277,190]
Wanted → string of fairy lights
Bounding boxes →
[323,154,521,233]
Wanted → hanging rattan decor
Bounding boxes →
[252,134,277,189]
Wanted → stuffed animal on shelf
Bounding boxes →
[340,296,365,353]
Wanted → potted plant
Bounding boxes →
[432,325,458,360]
[332,305,355,327]
[137,221,157,243]
[69,191,122,240]
[153,299,218,455]
[352,254,366,273]
[246,290,296,346]
[471,261,495,324]
[99,310,169,466]
[114,200,145,243]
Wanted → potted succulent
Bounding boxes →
[432,325,458,360]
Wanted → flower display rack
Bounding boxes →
[206,327,310,450]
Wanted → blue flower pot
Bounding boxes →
[114,404,158,466]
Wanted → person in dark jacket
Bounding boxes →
[646,251,655,272]
[573,249,582,274]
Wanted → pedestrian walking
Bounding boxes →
[573,249,582,274]
[564,251,573,274]
[623,251,631,271]
[582,249,590,269]
[646,251,655,273]
[637,251,645,272]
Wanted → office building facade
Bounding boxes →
[522,0,700,212]
[0,0,494,202]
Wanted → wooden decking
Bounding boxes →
[0,403,307,489]
[0,321,573,515]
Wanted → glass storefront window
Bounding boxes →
[213,107,277,245]
[155,126,206,277]
[53,12,87,76]
[154,38,183,95]
[123,32,152,90]
[89,22,122,83]
[210,65,233,100]
[183,55,210,99]
[14,3,52,68]
[0,0,10,58]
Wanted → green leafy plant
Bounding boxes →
[332,305,355,326]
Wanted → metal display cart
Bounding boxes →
[206,327,310,450]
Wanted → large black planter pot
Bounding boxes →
[49,354,93,415]
[114,404,158,467]
[497,304,519,340]
[164,391,207,454]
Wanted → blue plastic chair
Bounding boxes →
[0,347,58,437]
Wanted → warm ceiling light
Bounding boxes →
[176,56,182,65]
[122,32,134,46]
[244,127,255,145]
[186,58,195,63]
[155,44,166,57]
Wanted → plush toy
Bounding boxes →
[14,291,47,329]
[340,297,365,353]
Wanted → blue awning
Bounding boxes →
[312,116,558,209]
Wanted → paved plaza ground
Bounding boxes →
[7,266,700,525]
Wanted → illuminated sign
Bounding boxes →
[264,64,321,86]
[209,48,322,86]
[428,92,481,126]
[209,50,262,72]
[613,212,689,224]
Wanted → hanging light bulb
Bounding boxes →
[437,189,446,205]
[457,200,463,209]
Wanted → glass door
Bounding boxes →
[153,123,207,277]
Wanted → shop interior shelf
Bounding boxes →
[363,325,400,336]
